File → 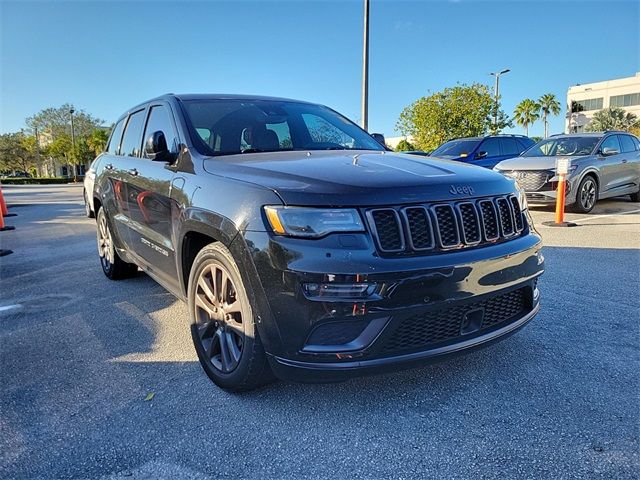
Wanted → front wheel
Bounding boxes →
[571,175,598,213]
[96,207,138,280]
[188,242,273,392]
[630,190,639,202]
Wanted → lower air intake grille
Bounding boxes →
[380,287,529,354]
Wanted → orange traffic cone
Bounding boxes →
[0,209,15,232]
[0,184,17,218]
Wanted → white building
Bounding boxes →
[566,72,640,132]
[385,135,416,150]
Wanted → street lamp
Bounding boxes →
[361,0,370,131]
[489,68,510,132]
[69,107,76,179]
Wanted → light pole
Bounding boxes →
[361,0,369,131]
[489,68,510,132]
[69,107,76,179]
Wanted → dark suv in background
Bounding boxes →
[91,94,544,391]
[431,135,535,169]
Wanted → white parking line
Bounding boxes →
[0,304,22,313]
[571,208,640,224]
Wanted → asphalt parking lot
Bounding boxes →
[1,184,639,479]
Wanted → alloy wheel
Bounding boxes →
[194,263,244,373]
[97,212,114,270]
[580,178,597,210]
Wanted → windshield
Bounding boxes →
[522,136,600,157]
[182,99,385,156]
[431,139,480,157]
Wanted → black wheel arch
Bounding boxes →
[177,209,284,355]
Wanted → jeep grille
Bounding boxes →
[366,194,526,254]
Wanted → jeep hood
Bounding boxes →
[495,155,591,171]
[202,150,517,206]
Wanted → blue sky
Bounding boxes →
[1,0,638,138]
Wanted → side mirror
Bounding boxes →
[475,151,488,159]
[371,133,386,146]
[144,130,171,162]
[601,146,619,156]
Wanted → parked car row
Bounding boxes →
[409,132,640,213]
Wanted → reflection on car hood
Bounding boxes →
[202,150,517,206]
[495,155,591,171]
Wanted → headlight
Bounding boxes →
[264,206,365,238]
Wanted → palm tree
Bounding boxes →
[538,93,561,138]
[513,99,540,136]
[585,107,639,132]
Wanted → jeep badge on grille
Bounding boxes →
[449,185,475,196]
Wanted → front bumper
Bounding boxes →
[240,223,544,383]
[269,301,540,383]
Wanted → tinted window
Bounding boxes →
[610,93,640,108]
[500,138,521,156]
[143,106,178,157]
[120,110,146,157]
[599,135,621,153]
[523,136,600,157]
[631,136,640,151]
[431,139,480,157]
[575,98,604,111]
[106,118,125,155]
[618,135,636,153]
[183,99,383,156]
[479,137,501,157]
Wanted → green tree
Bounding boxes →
[585,107,639,132]
[395,139,416,151]
[538,93,561,138]
[396,83,502,151]
[0,132,36,174]
[488,95,513,135]
[86,128,110,156]
[26,104,103,139]
[513,99,540,136]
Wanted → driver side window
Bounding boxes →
[478,137,501,157]
[599,136,621,154]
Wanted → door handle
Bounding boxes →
[622,159,628,163]
[129,168,139,176]
[105,163,114,170]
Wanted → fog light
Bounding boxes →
[303,283,377,299]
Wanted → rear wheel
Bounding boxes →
[630,190,639,202]
[96,207,138,280]
[188,242,273,392]
[84,190,94,218]
[571,175,598,213]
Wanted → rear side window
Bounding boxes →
[120,110,146,157]
[631,136,640,151]
[618,135,637,153]
[479,137,501,157]
[143,105,178,157]
[106,118,125,155]
[500,138,520,156]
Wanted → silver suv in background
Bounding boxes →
[493,132,640,213]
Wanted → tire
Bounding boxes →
[570,175,598,213]
[96,207,138,280]
[84,190,94,218]
[188,242,274,392]
[630,190,639,202]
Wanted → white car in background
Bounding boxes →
[83,156,104,218]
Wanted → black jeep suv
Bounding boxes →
[92,94,544,391]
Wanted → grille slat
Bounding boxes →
[403,207,434,250]
[368,209,404,252]
[380,288,528,354]
[367,195,524,255]
[457,202,481,244]
[509,196,525,232]
[496,197,515,236]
